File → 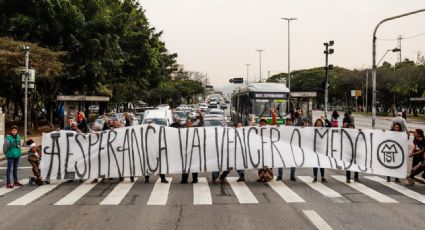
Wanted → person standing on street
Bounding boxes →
[345,124,360,183]
[257,108,276,183]
[391,112,409,135]
[348,111,355,126]
[27,140,43,185]
[181,119,198,184]
[312,119,327,183]
[331,110,339,128]
[3,125,23,188]
[387,122,403,182]
[235,122,246,182]
[276,118,296,181]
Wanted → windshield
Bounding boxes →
[209,110,224,115]
[204,120,225,127]
[143,118,167,126]
[252,99,287,117]
[174,112,187,119]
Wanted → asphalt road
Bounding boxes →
[0,113,424,230]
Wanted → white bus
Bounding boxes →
[231,82,290,125]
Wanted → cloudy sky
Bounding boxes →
[140,0,425,87]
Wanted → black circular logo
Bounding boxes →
[377,140,404,169]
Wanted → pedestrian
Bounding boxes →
[312,119,327,183]
[257,108,276,183]
[3,125,23,188]
[387,122,402,182]
[331,110,339,128]
[181,119,198,184]
[405,146,425,186]
[348,111,355,126]
[70,121,81,133]
[26,140,43,186]
[64,117,75,130]
[343,112,351,127]
[235,122,246,182]
[124,112,131,127]
[391,112,408,135]
[211,120,231,183]
[77,112,89,133]
[276,118,296,181]
[346,124,360,183]
[405,129,425,185]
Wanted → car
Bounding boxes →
[172,111,188,126]
[176,104,189,111]
[142,109,173,126]
[208,101,218,108]
[156,104,171,110]
[203,114,227,127]
[135,112,144,125]
[199,103,208,112]
[92,112,138,131]
[207,108,225,116]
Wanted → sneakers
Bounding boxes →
[386,177,391,182]
[161,179,169,184]
[321,178,328,183]
[13,182,23,187]
[354,178,360,183]
[346,178,351,183]
[130,177,135,183]
[312,177,318,183]
[236,177,245,182]
[276,176,282,181]
[290,176,296,182]
[6,183,14,189]
[395,178,400,183]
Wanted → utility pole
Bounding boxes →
[398,35,402,64]
[256,49,264,82]
[323,41,334,118]
[23,46,30,145]
[365,70,368,113]
[245,64,250,85]
[281,17,297,113]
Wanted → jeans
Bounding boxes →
[313,168,325,178]
[6,158,20,184]
[237,170,245,179]
[277,167,296,178]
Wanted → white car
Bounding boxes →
[142,109,173,126]
[156,104,171,110]
[199,103,208,112]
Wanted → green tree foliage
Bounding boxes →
[0,0,181,113]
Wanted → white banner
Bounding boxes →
[40,125,408,180]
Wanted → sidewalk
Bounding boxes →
[0,135,43,161]
[353,112,425,124]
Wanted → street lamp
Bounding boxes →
[323,40,334,118]
[377,48,401,66]
[372,8,425,129]
[281,17,297,113]
[256,49,264,82]
[245,64,250,85]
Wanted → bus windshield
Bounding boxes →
[252,99,287,117]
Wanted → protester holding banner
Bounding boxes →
[387,122,402,182]
[27,139,43,186]
[235,122,245,182]
[277,118,296,181]
[181,119,198,184]
[3,125,23,189]
[405,129,425,186]
[312,119,327,183]
[257,108,276,183]
[345,124,360,183]
[331,110,339,127]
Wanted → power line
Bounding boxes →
[377,31,425,41]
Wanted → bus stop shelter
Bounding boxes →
[290,92,317,123]
[57,95,110,125]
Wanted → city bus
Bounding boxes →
[231,82,290,125]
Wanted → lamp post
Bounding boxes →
[281,17,297,112]
[245,64,250,85]
[256,49,264,82]
[323,41,334,118]
[372,8,425,129]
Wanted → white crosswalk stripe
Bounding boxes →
[298,176,344,199]
[365,176,425,204]
[8,181,62,206]
[193,177,212,205]
[147,177,173,205]
[100,177,138,205]
[303,210,334,230]
[0,179,29,197]
[268,177,305,203]
[332,175,398,203]
[227,177,259,204]
[54,179,98,205]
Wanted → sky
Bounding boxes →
[140,0,425,87]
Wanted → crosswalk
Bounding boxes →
[0,175,424,207]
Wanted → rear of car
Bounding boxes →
[142,109,173,126]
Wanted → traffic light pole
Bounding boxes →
[23,46,29,145]
[324,44,329,119]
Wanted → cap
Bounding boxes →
[29,143,36,149]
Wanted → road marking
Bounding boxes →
[298,176,343,198]
[0,179,29,197]
[268,177,305,203]
[227,177,258,204]
[303,210,333,230]
[332,175,398,203]
[193,177,212,205]
[365,176,425,204]
[100,177,138,205]
[54,179,98,205]
[147,177,173,205]
[0,166,32,169]
[8,181,62,205]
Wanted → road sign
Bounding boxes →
[351,90,362,97]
